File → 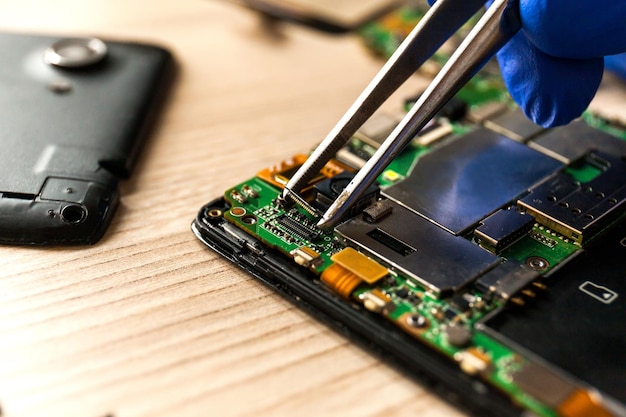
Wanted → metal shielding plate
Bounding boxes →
[382,129,563,234]
[529,120,626,163]
[483,108,545,142]
[335,199,499,295]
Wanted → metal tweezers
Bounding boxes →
[282,0,521,228]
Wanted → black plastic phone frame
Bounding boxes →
[192,197,525,417]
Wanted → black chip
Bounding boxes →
[475,261,539,301]
[395,287,410,299]
[444,308,458,321]
[475,209,535,253]
[312,172,378,218]
[450,294,471,312]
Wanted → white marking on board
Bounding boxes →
[579,281,619,305]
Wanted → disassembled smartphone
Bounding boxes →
[193,74,626,417]
[0,32,174,245]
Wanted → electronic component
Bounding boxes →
[511,362,614,417]
[241,184,259,199]
[312,172,379,218]
[445,324,473,348]
[256,154,347,192]
[336,114,444,170]
[336,199,499,296]
[449,293,474,313]
[335,148,367,170]
[331,247,388,284]
[359,289,393,313]
[413,122,454,147]
[290,246,322,268]
[454,348,492,376]
[483,107,545,142]
[275,214,321,241]
[320,263,362,299]
[405,94,468,122]
[362,199,393,223]
[383,128,563,234]
[474,209,535,253]
[529,120,626,163]
[353,112,401,149]
[475,261,540,302]
[229,189,247,204]
[467,101,508,123]
[381,169,403,183]
[518,152,626,244]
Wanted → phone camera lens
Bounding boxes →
[44,37,108,68]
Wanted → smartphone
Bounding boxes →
[0,32,175,245]
[192,102,626,416]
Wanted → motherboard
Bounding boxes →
[193,95,626,416]
[193,4,626,415]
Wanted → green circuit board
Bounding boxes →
[200,4,626,416]
[215,98,626,416]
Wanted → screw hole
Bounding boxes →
[241,215,257,225]
[207,208,223,218]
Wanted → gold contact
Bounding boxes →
[518,200,583,244]
[331,247,388,284]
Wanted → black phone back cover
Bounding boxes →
[0,33,174,244]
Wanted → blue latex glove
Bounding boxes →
[429,0,626,127]
[500,0,626,126]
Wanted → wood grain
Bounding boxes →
[1,1,625,417]
[0,2,459,416]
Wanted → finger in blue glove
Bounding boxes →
[426,0,626,127]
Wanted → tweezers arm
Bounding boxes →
[282,0,486,199]
[318,0,521,228]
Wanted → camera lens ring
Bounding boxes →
[44,37,108,68]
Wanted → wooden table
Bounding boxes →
[1,2,625,417]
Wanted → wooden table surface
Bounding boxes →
[1,2,625,417]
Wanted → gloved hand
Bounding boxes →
[497,0,626,126]
[428,0,626,127]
